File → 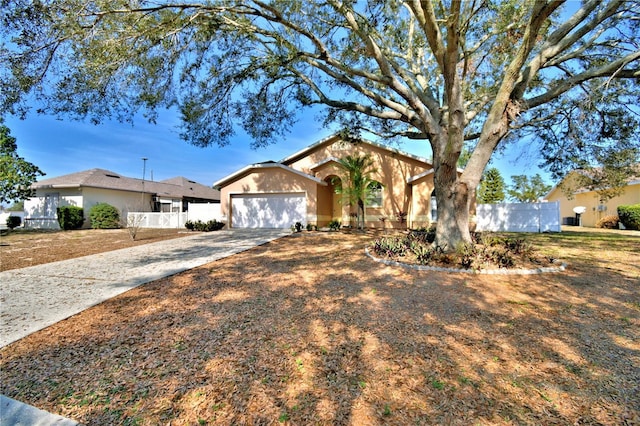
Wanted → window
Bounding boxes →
[367,181,383,207]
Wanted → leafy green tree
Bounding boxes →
[477,168,506,204]
[507,174,552,203]
[7,200,24,211]
[558,150,639,203]
[2,1,639,250]
[333,154,378,230]
[0,123,44,204]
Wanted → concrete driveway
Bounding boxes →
[2,228,291,425]
[0,229,290,348]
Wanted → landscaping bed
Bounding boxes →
[0,229,638,425]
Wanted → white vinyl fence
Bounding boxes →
[126,202,222,229]
[476,201,561,233]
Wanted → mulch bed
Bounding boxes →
[0,231,638,425]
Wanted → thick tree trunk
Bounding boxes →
[433,168,473,251]
[432,131,473,251]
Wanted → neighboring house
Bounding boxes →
[544,170,640,227]
[24,169,220,229]
[214,134,449,229]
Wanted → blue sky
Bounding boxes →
[5,107,551,189]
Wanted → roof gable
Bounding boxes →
[280,133,431,166]
[213,162,326,188]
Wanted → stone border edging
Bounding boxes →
[365,248,567,275]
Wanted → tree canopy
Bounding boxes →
[477,167,506,204]
[507,174,552,203]
[0,123,45,204]
[1,0,639,248]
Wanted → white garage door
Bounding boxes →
[231,193,306,229]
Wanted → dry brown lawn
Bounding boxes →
[0,228,639,425]
[0,228,188,272]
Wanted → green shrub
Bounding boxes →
[618,204,640,230]
[185,219,224,232]
[328,219,341,231]
[56,206,84,230]
[89,203,120,229]
[6,215,22,229]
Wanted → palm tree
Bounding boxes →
[332,154,379,230]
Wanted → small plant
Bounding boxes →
[6,215,21,230]
[57,206,84,230]
[185,220,195,231]
[396,211,408,227]
[294,221,303,232]
[410,240,433,264]
[382,404,392,416]
[89,203,120,229]
[503,237,532,256]
[409,225,436,244]
[595,215,619,229]
[306,223,314,231]
[431,378,445,390]
[328,219,341,231]
[278,412,290,422]
[124,212,145,241]
[373,236,407,257]
[456,242,481,270]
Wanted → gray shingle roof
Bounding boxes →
[32,169,219,201]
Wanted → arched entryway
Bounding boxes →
[317,175,343,227]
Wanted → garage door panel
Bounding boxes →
[232,194,306,228]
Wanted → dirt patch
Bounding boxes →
[0,230,638,425]
[0,228,191,271]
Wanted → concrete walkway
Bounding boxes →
[0,228,290,425]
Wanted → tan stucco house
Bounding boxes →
[214,134,443,229]
[25,169,220,229]
[544,169,640,227]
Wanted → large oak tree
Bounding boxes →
[1,0,639,249]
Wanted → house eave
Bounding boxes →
[214,162,327,189]
[279,133,432,166]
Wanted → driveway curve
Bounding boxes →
[0,229,289,348]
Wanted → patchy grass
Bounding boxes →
[0,229,638,425]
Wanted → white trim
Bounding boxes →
[309,156,341,170]
[407,169,434,184]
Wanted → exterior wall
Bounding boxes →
[546,181,640,227]
[25,187,155,229]
[82,187,154,218]
[288,139,434,229]
[220,168,321,227]
[24,188,83,229]
[409,178,436,229]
